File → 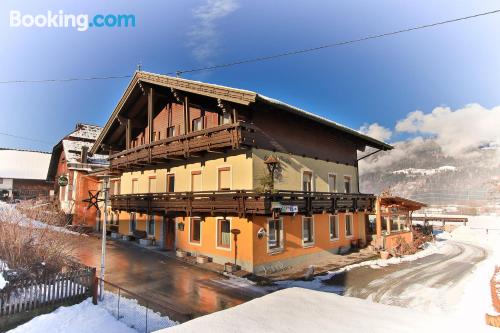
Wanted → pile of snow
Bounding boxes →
[8,298,137,333]
[154,287,495,333]
[99,291,178,332]
[393,165,457,176]
[272,241,448,292]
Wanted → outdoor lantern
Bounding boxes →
[178,221,185,231]
[264,155,280,190]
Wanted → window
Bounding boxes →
[329,215,339,240]
[302,171,313,192]
[192,117,203,132]
[345,214,353,237]
[221,112,232,125]
[218,167,231,190]
[148,215,155,236]
[166,174,175,192]
[217,219,231,249]
[191,171,202,191]
[344,176,351,194]
[111,180,121,196]
[190,218,201,244]
[302,217,314,245]
[328,174,336,192]
[152,131,157,141]
[130,212,136,232]
[131,179,139,194]
[167,126,176,137]
[268,219,283,251]
[148,176,157,193]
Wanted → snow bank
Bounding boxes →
[272,241,448,292]
[100,291,178,332]
[8,298,137,333]
[155,287,495,333]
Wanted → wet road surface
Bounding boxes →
[74,237,264,321]
[327,240,487,311]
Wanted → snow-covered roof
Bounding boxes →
[68,123,102,141]
[0,149,51,180]
[62,139,107,165]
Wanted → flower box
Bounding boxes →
[176,249,187,258]
[139,238,152,246]
[196,255,209,264]
[225,262,240,273]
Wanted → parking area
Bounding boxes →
[74,237,265,321]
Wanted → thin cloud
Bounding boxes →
[188,0,239,64]
[359,123,392,142]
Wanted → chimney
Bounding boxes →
[81,146,89,164]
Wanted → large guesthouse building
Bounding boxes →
[91,71,392,275]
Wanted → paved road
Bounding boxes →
[327,240,487,311]
[74,237,264,322]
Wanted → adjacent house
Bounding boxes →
[91,71,392,275]
[0,148,53,200]
[47,123,109,228]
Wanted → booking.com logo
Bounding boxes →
[9,10,136,32]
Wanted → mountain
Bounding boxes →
[359,138,500,206]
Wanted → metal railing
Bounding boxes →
[98,279,191,333]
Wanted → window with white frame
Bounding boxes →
[268,218,283,251]
[221,112,232,125]
[166,174,175,192]
[148,176,157,193]
[302,171,313,192]
[329,215,339,240]
[217,219,231,249]
[190,218,201,243]
[218,167,231,190]
[192,117,203,132]
[131,179,139,194]
[191,171,202,191]
[147,215,155,236]
[328,174,336,192]
[302,217,314,245]
[345,214,353,237]
[344,176,351,194]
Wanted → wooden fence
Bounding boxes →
[0,267,96,329]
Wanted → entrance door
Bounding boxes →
[163,217,176,250]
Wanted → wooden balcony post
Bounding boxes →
[184,96,190,135]
[148,87,154,144]
[375,197,382,240]
[126,118,132,150]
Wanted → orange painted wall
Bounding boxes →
[252,213,364,266]
[176,216,254,265]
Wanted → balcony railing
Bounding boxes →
[110,190,375,216]
[109,122,256,171]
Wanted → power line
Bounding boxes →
[0,8,498,84]
[0,131,52,145]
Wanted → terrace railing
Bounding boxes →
[111,190,375,216]
[109,122,257,171]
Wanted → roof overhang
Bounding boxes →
[379,196,427,211]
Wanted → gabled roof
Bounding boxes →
[0,149,52,180]
[91,71,393,154]
[47,123,108,181]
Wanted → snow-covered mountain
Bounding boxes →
[359,138,500,206]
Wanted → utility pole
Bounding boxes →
[99,175,110,301]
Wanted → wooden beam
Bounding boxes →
[148,87,154,144]
[126,118,132,150]
[183,95,190,135]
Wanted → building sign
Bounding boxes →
[58,175,69,187]
[271,202,298,213]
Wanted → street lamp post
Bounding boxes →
[99,175,110,301]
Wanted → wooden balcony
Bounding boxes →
[109,122,256,171]
[110,190,375,217]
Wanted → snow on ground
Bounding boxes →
[8,298,137,333]
[8,291,178,333]
[271,240,449,293]
[155,287,496,333]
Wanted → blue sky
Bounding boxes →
[1,0,500,152]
